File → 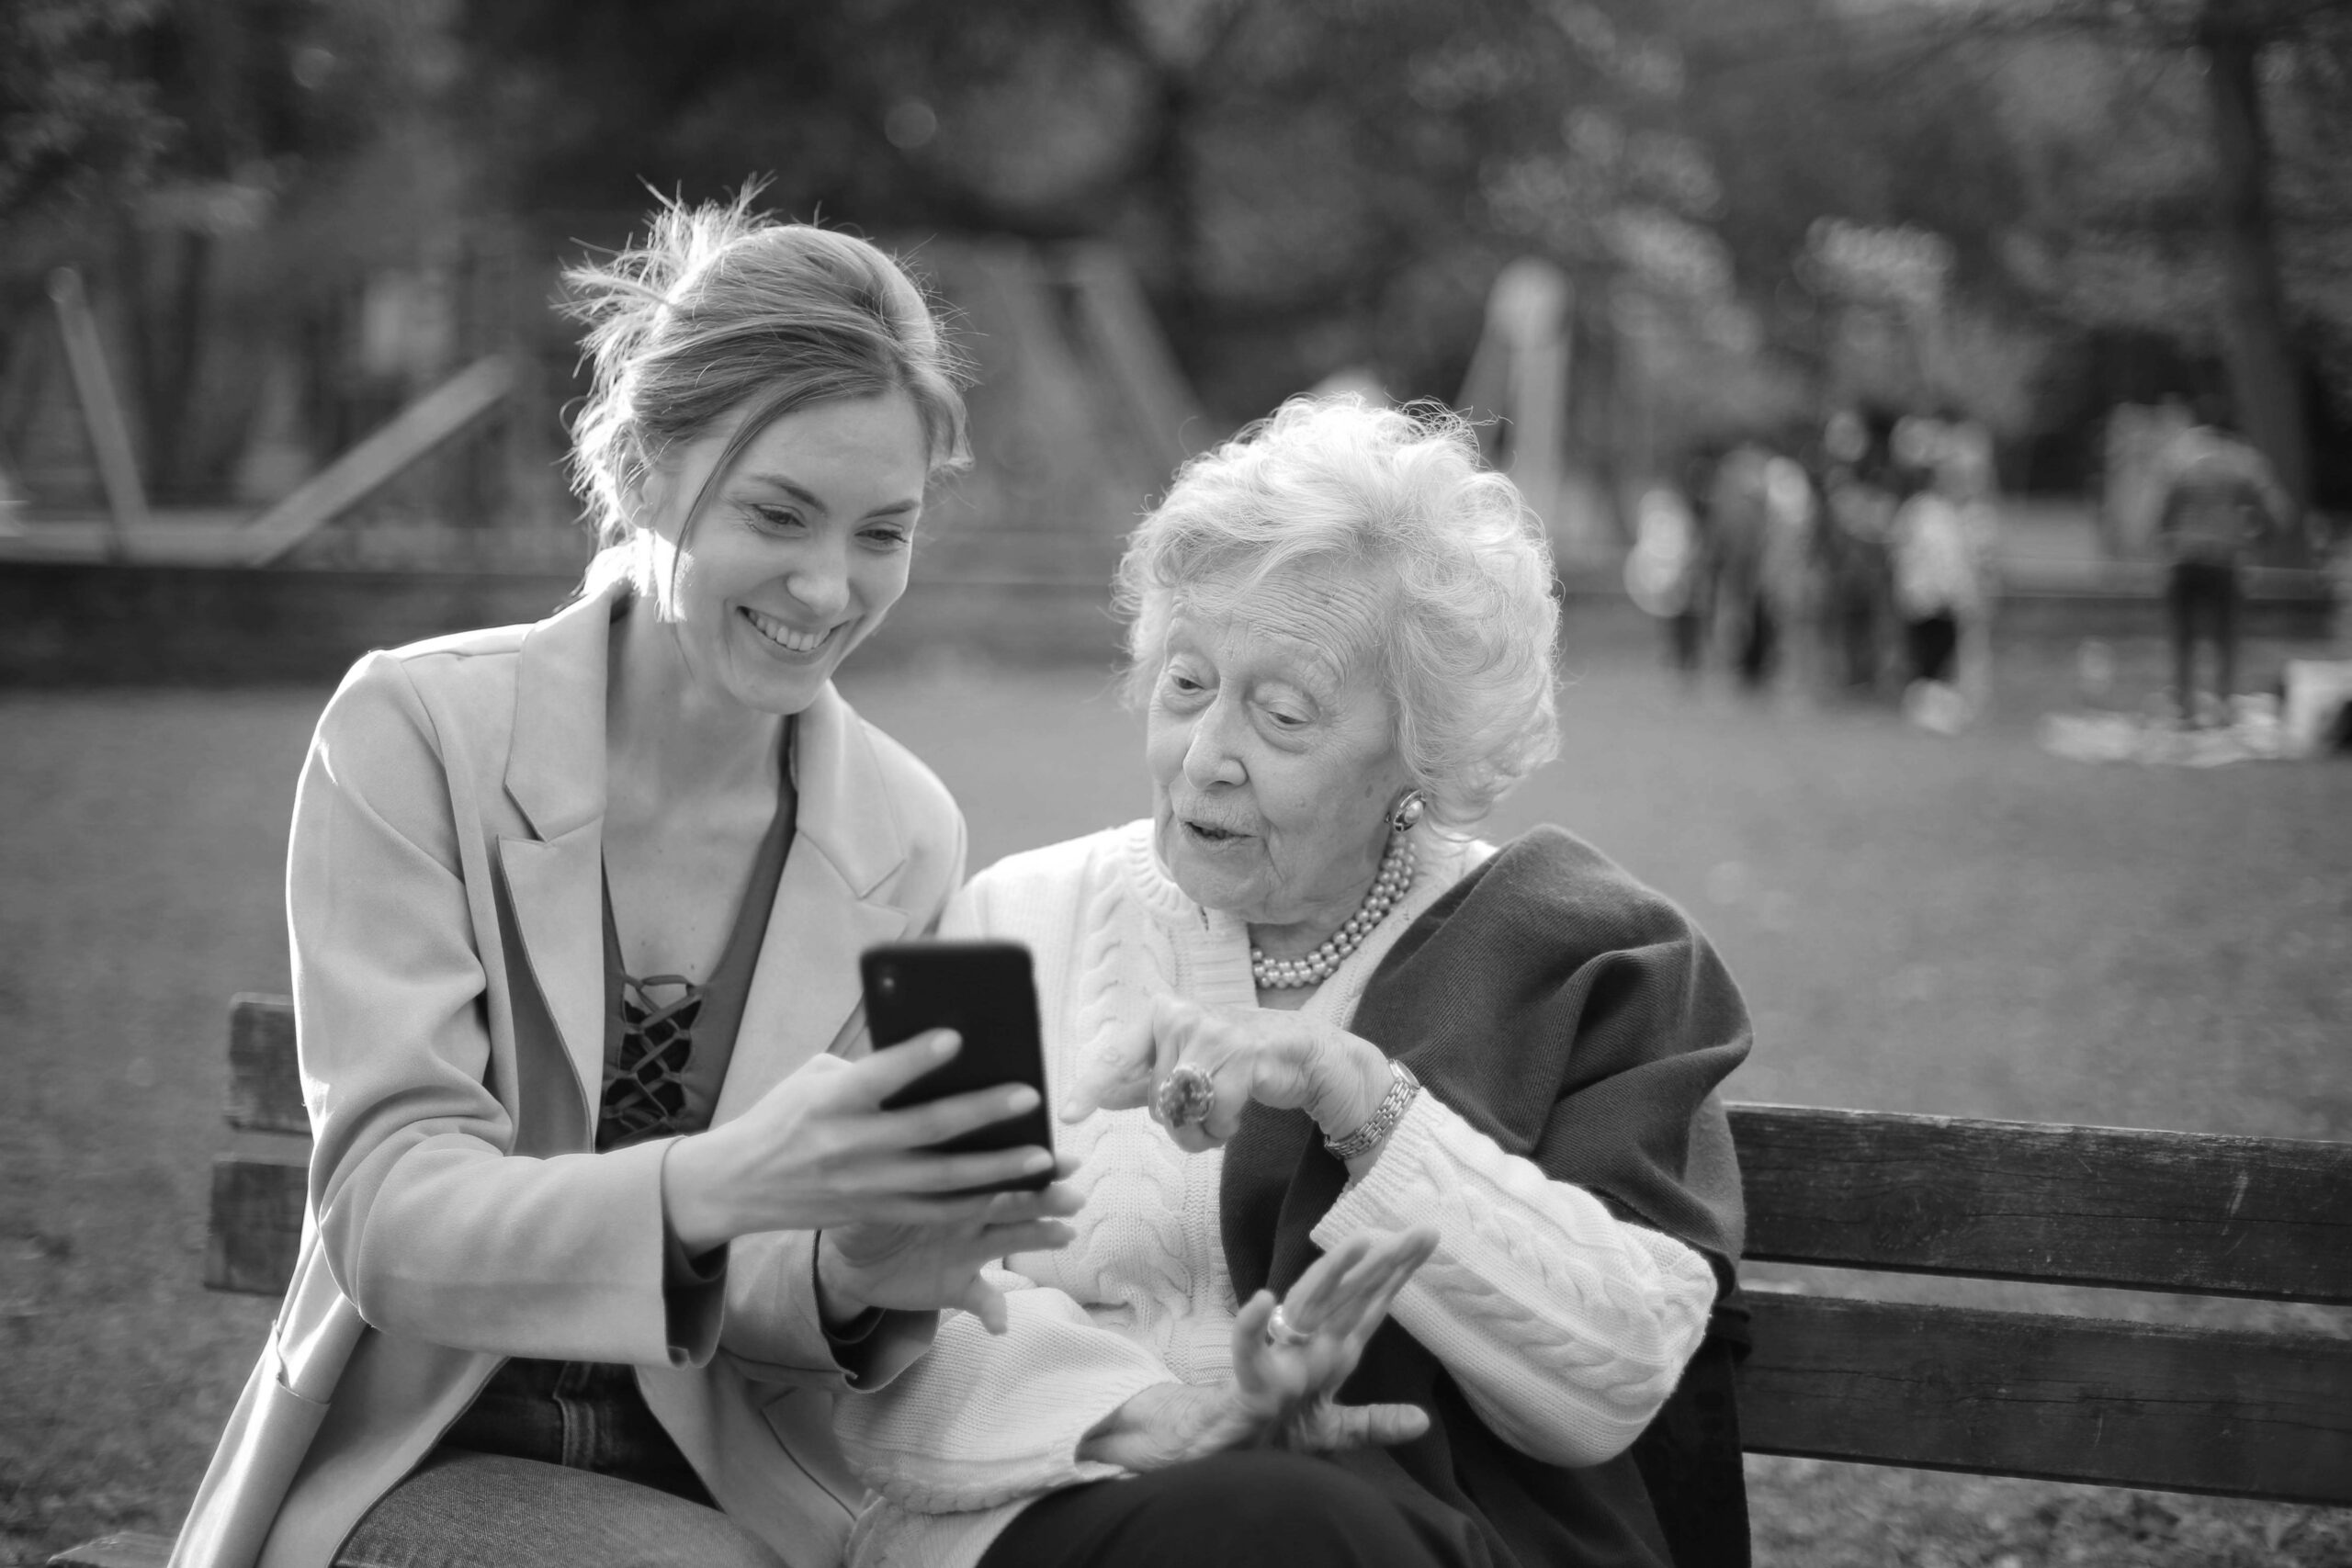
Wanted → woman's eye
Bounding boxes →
[750,503,803,531]
[861,525,912,547]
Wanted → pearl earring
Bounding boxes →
[1386,790,1426,834]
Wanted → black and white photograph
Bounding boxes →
[3,2,2348,1565]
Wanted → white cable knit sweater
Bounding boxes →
[834,821,1719,1568]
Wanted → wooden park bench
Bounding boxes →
[55,996,2352,1566]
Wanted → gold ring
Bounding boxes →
[1265,1303,1314,1348]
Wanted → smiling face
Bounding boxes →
[634,391,930,716]
[1144,570,1414,949]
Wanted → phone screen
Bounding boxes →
[863,940,1053,1193]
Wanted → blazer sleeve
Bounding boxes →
[291,654,697,1367]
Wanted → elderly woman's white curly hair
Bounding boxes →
[1115,395,1561,830]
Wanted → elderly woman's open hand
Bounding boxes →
[1238,1224,1439,1452]
[1065,994,1396,1157]
[1076,1227,1439,1472]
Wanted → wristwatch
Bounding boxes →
[1324,1057,1420,1162]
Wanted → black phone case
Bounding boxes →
[863,940,1053,1193]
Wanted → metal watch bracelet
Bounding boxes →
[1324,1058,1419,1162]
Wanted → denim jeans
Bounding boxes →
[336,1359,782,1568]
[334,1449,786,1568]
[437,1359,701,1495]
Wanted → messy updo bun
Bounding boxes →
[562,188,970,589]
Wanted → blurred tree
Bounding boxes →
[453,0,1724,430]
[41,0,2334,521]
[1648,0,2352,509]
[4,0,479,502]
[1659,0,2076,472]
[0,0,171,491]
[1904,0,2340,509]
[1992,0,2339,511]
[0,0,172,226]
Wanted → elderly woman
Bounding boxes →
[173,197,1078,1568]
[835,398,1751,1568]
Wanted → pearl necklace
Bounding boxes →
[1250,834,1417,990]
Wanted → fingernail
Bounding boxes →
[932,1032,960,1056]
[1006,1085,1041,1113]
[1024,1149,1054,1173]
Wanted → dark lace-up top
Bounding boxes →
[594,750,798,1151]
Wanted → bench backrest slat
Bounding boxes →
[1732,1102,2352,1303]
[204,1149,307,1295]
[228,994,307,1135]
[1740,1292,2352,1506]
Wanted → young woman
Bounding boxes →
[172,197,1078,1568]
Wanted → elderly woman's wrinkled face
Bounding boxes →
[1146,576,1412,942]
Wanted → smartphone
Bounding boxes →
[863,940,1053,1193]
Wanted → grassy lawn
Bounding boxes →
[3,626,2348,1565]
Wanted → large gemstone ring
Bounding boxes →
[1157,1063,1216,1130]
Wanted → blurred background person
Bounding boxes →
[1758,445,1824,694]
[2150,397,2298,725]
[1624,465,1713,680]
[1889,456,1991,733]
[1816,412,1900,698]
[1708,440,1781,692]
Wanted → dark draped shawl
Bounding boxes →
[1220,827,1753,1568]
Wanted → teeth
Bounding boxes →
[745,607,827,654]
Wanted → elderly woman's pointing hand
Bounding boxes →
[1064,995,1401,1164]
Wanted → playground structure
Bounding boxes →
[2,241,1205,573]
[0,239,1216,679]
[1454,256,1612,568]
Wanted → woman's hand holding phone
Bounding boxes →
[816,1165,1080,1335]
[662,1030,1076,1258]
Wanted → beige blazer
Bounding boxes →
[171,579,967,1568]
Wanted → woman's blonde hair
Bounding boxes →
[562,189,969,590]
[1116,395,1561,829]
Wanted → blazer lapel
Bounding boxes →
[499,826,606,1133]
[714,684,914,1124]
[498,581,624,1135]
